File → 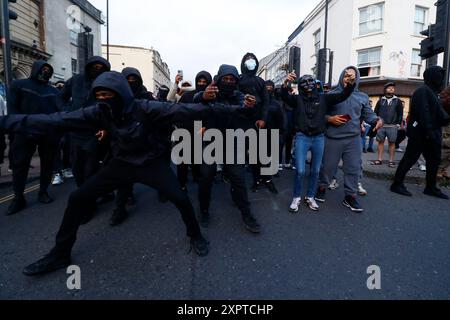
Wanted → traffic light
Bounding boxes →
[317,48,328,83]
[419,0,448,59]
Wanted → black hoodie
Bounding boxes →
[179,71,212,104]
[407,66,450,142]
[121,67,155,100]
[239,53,269,124]
[0,72,242,166]
[7,60,61,116]
[265,81,285,134]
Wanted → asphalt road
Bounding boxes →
[0,169,449,300]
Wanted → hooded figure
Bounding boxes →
[179,71,212,104]
[239,53,269,126]
[392,66,450,199]
[121,67,155,100]
[157,85,170,102]
[5,60,62,216]
[59,56,111,187]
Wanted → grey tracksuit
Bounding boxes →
[319,67,379,197]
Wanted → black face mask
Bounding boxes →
[299,77,315,94]
[38,70,52,82]
[89,68,106,80]
[129,81,141,95]
[98,96,124,121]
[196,84,208,92]
[218,83,237,97]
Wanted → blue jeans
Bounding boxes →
[293,133,325,198]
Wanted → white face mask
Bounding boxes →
[245,59,257,71]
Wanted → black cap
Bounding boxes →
[384,82,396,90]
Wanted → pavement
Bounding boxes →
[0,164,449,300]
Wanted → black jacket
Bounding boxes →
[7,60,61,116]
[281,83,355,137]
[407,66,450,143]
[374,96,403,125]
[121,67,155,100]
[239,53,269,124]
[179,71,212,104]
[0,72,242,166]
[59,56,111,150]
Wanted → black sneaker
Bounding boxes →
[424,187,449,200]
[251,181,261,193]
[190,235,209,257]
[6,197,27,216]
[390,183,412,197]
[367,148,375,153]
[199,210,210,228]
[343,196,364,213]
[38,192,54,204]
[265,181,279,194]
[110,206,129,226]
[23,251,71,276]
[242,214,261,234]
[315,187,327,203]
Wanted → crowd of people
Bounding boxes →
[0,52,449,277]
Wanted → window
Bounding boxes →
[359,3,384,35]
[358,47,382,77]
[414,6,428,35]
[314,29,321,55]
[71,58,78,76]
[411,49,423,77]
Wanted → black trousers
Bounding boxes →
[116,183,134,208]
[394,136,442,189]
[53,134,72,173]
[71,143,100,188]
[177,164,200,187]
[53,157,202,255]
[0,133,6,164]
[395,129,407,149]
[9,134,59,197]
[198,163,251,215]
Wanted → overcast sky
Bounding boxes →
[90,0,320,82]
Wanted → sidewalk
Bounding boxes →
[0,155,41,189]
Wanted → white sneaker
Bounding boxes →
[284,164,292,169]
[278,165,284,172]
[396,148,404,153]
[52,173,64,186]
[62,169,74,179]
[328,179,340,190]
[305,197,319,211]
[289,197,302,213]
[358,183,368,196]
[419,165,427,172]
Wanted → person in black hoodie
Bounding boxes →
[108,67,157,226]
[0,71,248,276]
[251,80,283,194]
[177,71,212,189]
[194,65,261,233]
[391,66,450,199]
[59,56,111,188]
[157,85,170,102]
[6,60,61,215]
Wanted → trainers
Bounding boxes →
[396,148,404,153]
[315,187,327,203]
[358,183,368,196]
[289,197,302,213]
[62,169,74,179]
[242,214,261,234]
[23,251,71,276]
[38,192,54,204]
[251,181,261,193]
[52,173,64,186]
[424,187,449,200]
[190,235,209,257]
[110,206,129,226]
[278,165,284,172]
[284,164,292,169]
[328,179,340,190]
[343,196,364,213]
[265,181,279,194]
[6,197,27,216]
[390,183,412,197]
[305,197,319,211]
[419,165,427,172]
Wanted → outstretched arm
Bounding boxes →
[323,83,355,106]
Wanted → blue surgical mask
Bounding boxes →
[245,59,257,71]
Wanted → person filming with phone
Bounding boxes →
[315,67,383,213]
[281,69,356,214]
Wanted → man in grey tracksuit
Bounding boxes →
[316,66,382,212]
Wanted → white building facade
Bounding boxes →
[102,45,171,93]
[259,0,440,107]
[44,0,103,81]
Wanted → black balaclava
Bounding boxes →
[88,64,108,81]
[299,75,316,95]
[265,80,275,96]
[196,77,209,93]
[127,77,142,95]
[424,66,446,93]
[96,88,124,121]
[217,75,238,97]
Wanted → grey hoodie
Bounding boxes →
[325,66,378,139]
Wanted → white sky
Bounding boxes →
[89,0,320,82]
